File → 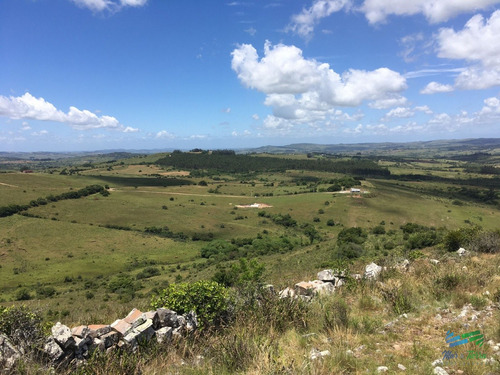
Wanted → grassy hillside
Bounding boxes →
[0,147,499,373]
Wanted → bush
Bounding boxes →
[442,226,481,252]
[0,305,45,350]
[200,240,237,259]
[136,266,161,280]
[372,225,386,235]
[15,287,32,301]
[151,280,229,330]
[337,227,367,245]
[36,286,56,298]
[469,231,500,253]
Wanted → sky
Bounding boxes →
[1,0,500,152]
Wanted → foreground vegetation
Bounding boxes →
[0,140,499,373]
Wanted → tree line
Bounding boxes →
[156,152,390,177]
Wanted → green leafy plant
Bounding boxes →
[151,280,229,330]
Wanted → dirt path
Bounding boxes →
[0,182,19,188]
[113,189,252,199]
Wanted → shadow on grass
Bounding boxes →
[88,175,195,188]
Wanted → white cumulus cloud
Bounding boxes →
[287,0,351,39]
[0,92,133,132]
[156,130,175,139]
[420,81,454,94]
[436,10,500,89]
[361,0,500,24]
[71,0,147,12]
[231,41,406,128]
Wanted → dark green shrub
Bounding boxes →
[442,226,481,252]
[36,286,56,298]
[0,305,44,350]
[372,225,386,235]
[151,280,229,330]
[136,266,161,280]
[200,240,237,259]
[15,288,32,301]
[337,227,367,245]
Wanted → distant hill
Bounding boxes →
[240,138,500,156]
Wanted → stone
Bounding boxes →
[430,259,440,265]
[88,325,111,339]
[377,366,388,373]
[278,287,295,299]
[397,363,406,371]
[101,331,120,349]
[457,248,468,257]
[184,311,198,332]
[397,259,410,272]
[309,348,331,360]
[364,262,382,280]
[123,319,155,348]
[71,325,90,338]
[88,338,105,353]
[110,319,132,336]
[156,327,173,344]
[431,359,443,367]
[295,281,317,296]
[0,334,22,370]
[124,308,143,324]
[154,309,180,329]
[351,273,362,280]
[52,322,75,349]
[313,281,335,295]
[317,269,336,282]
[141,311,157,321]
[44,336,65,362]
[433,367,449,375]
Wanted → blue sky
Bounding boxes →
[1,0,500,151]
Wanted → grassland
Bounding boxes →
[0,144,499,373]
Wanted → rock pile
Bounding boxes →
[43,308,197,365]
[278,261,408,302]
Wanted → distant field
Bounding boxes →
[0,149,498,324]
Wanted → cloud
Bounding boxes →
[31,130,49,136]
[21,122,31,131]
[222,107,231,113]
[123,126,139,133]
[368,95,408,109]
[156,130,175,139]
[231,41,406,127]
[252,113,260,120]
[245,27,257,36]
[436,10,500,89]
[420,81,454,94]
[71,0,147,12]
[0,92,133,132]
[399,33,425,62]
[287,0,351,39]
[383,107,415,120]
[361,0,500,24]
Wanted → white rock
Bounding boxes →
[364,262,382,280]
[377,366,388,373]
[397,363,406,371]
[457,247,468,256]
[317,269,336,281]
[431,359,443,367]
[433,367,449,375]
[309,348,331,360]
[279,287,296,299]
[430,259,440,265]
